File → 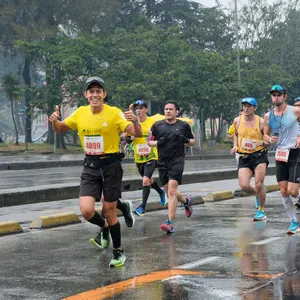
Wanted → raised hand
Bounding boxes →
[49,105,60,123]
[124,104,137,123]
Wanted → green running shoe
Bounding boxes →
[109,249,126,267]
[89,228,110,249]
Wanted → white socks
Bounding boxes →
[282,197,297,222]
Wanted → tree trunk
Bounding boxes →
[146,0,151,19]
[47,119,54,144]
[14,101,24,135]
[22,55,32,143]
[10,94,19,145]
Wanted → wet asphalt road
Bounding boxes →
[0,157,276,190]
[1,191,300,300]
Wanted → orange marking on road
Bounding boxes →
[62,270,203,300]
[243,272,284,279]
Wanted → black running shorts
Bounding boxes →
[158,161,184,186]
[276,148,300,183]
[136,160,157,178]
[80,161,123,202]
[238,151,269,172]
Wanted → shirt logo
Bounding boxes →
[102,122,108,127]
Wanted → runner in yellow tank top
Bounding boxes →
[231,98,268,222]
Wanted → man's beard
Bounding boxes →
[274,101,285,107]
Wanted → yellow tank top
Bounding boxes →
[237,115,264,154]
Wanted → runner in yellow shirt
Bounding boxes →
[130,100,167,216]
[49,76,142,267]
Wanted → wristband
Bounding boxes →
[132,119,139,124]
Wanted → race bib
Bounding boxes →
[137,144,151,156]
[241,138,256,151]
[84,136,104,155]
[275,148,290,162]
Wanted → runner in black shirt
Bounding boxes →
[148,100,195,233]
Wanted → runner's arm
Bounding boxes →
[263,113,272,145]
[49,108,70,133]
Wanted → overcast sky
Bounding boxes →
[196,0,274,8]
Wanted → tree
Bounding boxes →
[1,73,20,145]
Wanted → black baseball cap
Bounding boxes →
[133,99,148,108]
[85,76,105,90]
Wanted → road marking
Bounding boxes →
[243,272,285,279]
[62,270,204,300]
[173,256,220,270]
[250,237,281,245]
[162,275,183,282]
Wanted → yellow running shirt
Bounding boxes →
[133,116,158,163]
[64,104,131,154]
[237,115,264,154]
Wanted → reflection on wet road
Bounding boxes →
[1,191,300,299]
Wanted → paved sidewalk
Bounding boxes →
[0,175,278,227]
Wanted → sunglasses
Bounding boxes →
[271,85,285,92]
[135,100,144,105]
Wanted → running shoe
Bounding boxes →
[134,206,145,216]
[160,219,174,233]
[255,196,259,210]
[184,195,193,217]
[123,200,135,228]
[160,187,167,206]
[109,249,126,267]
[295,199,300,209]
[89,228,110,249]
[287,221,300,234]
[253,210,267,221]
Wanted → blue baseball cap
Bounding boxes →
[241,98,257,107]
[270,85,287,94]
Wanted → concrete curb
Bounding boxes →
[233,184,280,198]
[204,191,234,202]
[29,212,81,229]
[266,184,280,192]
[3,184,281,232]
[0,221,23,236]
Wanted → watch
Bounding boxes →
[132,119,139,124]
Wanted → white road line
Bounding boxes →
[173,256,221,270]
[250,237,281,245]
[162,275,183,282]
